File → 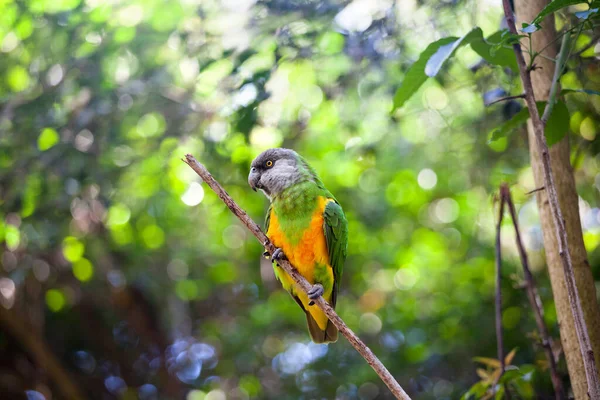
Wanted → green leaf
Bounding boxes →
[545,100,569,146]
[38,128,59,151]
[532,0,588,24]
[499,368,522,383]
[489,107,531,142]
[461,381,489,400]
[470,30,518,71]
[393,27,520,111]
[425,28,482,77]
[489,101,569,146]
[392,37,455,111]
[562,88,600,96]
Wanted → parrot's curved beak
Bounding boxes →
[248,168,260,192]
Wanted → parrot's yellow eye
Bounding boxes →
[266,160,273,167]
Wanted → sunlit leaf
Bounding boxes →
[476,368,491,379]
[532,0,588,24]
[499,368,522,383]
[392,37,455,111]
[470,30,518,71]
[473,357,502,368]
[505,347,518,365]
[425,28,482,77]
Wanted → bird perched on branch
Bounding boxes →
[249,148,348,343]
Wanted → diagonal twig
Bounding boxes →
[182,154,411,400]
[541,32,571,124]
[503,185,566,400]
[486,94,526,106]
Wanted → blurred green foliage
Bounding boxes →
[0,0,599,399]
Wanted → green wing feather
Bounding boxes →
[323,200,348,308]
[265,204,272,233]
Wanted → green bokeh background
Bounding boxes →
[1,0,600,399]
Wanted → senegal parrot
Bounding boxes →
[248,148,348,343]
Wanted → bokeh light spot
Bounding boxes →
[63,236,84,262]
[106,204,131,226]
[394,268,418,290]
[359,312,382,335]
[580,117,597,140]
[423,86,448,110]
[46,289,66,312]
[38,128,59,151]
[181,182,205,206]
[417,168,437,190]
[205,389,226,400]
[433,198,459,223]
[176,280,199,301]
[187,390,206,400]
[141,225,165,249]
[73,258,94,282]
[5,225,20,251]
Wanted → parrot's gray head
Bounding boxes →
[248,148,307,200]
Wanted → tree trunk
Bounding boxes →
[514,1,600,398]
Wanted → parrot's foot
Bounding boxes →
[272,248,287,262]
[262,250,270,259]
[307,284,324,306]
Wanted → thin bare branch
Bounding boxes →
[503,185,566,400]
[501,1,600,398]
[486,94,526,106]
[526,186,545,195]
[495,186,508,399]
[541,32,571,124]
[496,187,507,377]
[183,154,411,400]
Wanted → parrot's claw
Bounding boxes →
[307,284,324,306]
[272,248,287,262]
[262,250,270,259]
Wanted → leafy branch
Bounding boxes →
[500,0,600,398]
[182,154,411,400]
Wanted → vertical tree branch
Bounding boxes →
[495,186,512,400]
[496,187,507,378]
[183,154,411,400]
[504,186,566,400]
[501,2,600,397]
